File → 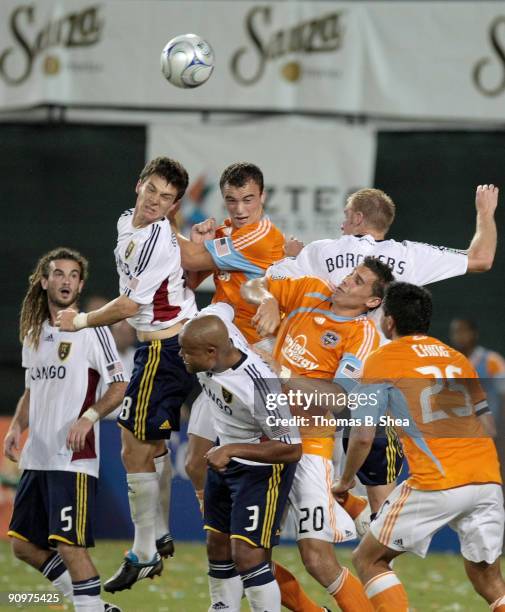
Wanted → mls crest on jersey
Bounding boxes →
[222,387,233,404]
[321,331,340,347]
[125,240,136,260]
[58,342,72,361]
[217,271,231,282]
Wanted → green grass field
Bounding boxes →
[0,540,500,611]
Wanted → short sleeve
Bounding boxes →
[405,241,468,285]
[334,321,380,392]
[204,237,264,277]
[251,376,301,445]
[267,240,332,280]
[89,327,127,385]
[22,338,31,389]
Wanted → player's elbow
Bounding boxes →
[117,296,140,318]
[240,278,266,305]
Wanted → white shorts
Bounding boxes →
[187,392,216,442]
[371,482,504,564]
[288,453,357,543]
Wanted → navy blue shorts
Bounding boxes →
[204,460,297,549]
[8,470,96,548]
[343,426,403,486]
[117,336,195,440]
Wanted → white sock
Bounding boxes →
[73,595,105,612]
[241,562,280,612]
[154,450,172,539]
[244,581,280,612]
[127,472,159,561]
[53,570,74,601]
[208,560,243,611]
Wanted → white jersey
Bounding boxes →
[268,234,468,286]
[194,303,300,466]
[21,321,127,478]
[115,209,197,332]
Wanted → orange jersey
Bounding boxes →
[205,217,285,342]
[268,276,380,458]
[359,335,501,490]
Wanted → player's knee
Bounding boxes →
[184,449,206,481]
[231,540,264,573]
[466,560,503,600]
[206,530,230,561]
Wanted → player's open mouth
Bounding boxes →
[60,289,71,297]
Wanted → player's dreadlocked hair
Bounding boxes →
[19,248,89,349]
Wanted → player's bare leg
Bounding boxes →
[104,428,163,593]
[206,530,243,612]
[232,539,281,612]
[366,482,396,515]
[298,538,373,611]
[58,543,121,612]
[185,433,214,513]
[10,538,74,602]
[464,558,505,608]
[154,442,175,558]
[352,532,406,611]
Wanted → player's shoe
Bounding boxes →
[156,532,175,558]
[103,551,163,593]
[354,499,372,538]
[104,604,122,612]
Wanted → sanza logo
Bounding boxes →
[231,5,345,85]
[0,4,103,85]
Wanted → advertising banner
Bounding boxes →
[1,1,505,120]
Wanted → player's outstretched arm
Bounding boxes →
[66,381,128,452]
[56,296,140,331]
[205,440,302,472]
[467,184,498,273]
[177,232,217,271]
[3,389,30,462]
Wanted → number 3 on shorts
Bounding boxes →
[245,505,259,532]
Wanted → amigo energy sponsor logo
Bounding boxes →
[281,333,319,371]
[0,3,104,85]
[231,5,345,85]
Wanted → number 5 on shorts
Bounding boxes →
[60,506,73,532]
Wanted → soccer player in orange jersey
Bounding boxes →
[333,282,505,612]
[242,258,395,612]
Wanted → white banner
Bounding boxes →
[148,117,376,245]
[2,1,505,120]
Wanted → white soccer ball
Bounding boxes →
[160,33,214,89]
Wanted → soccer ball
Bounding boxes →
[160,33,214,89]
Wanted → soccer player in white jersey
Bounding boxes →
[179,304,302,612]
[57,158,198,591]
[265,184,499,521]
[3,248,127,612]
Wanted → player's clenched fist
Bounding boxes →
[55,308,78,331]
[476,184,499,215]
[190,217,216,244]
[252,296,281,337]
[205,445,231,472]
[66,416,94,452]
[3,424,21,462]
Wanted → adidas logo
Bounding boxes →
[44,333,54,342]
[345,530,353,537]
[211,603,229,610]
[159,420,171,430]
[393,538,404,547]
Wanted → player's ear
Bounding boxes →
[135,179,142,194]
[40,277,48,291]
[260,189,266,206]
[366,296,381,310]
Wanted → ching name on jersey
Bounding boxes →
[354,335,501,490]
